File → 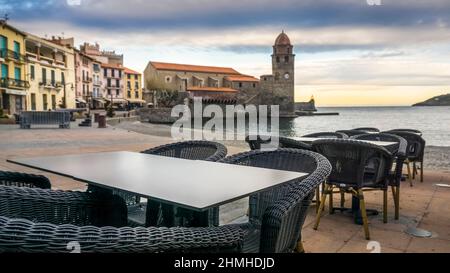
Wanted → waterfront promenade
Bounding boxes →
[0,122,449,253]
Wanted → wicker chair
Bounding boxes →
[137,141,227,227]
[312,139,393,240]
[0,170,325,253]
[353,127,380,133]
[383,131,426,184]
[0,171,51,189]
[352,133,407,219]
[245,135,312,150]
[335,130,366,138]
[302,132,348,139]
[220,148,331,252]
[387,128,422,136]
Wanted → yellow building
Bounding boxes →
[25,34,76,111]
[124,67,144,107]
[0,22,28,115]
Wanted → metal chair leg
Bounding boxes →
[314,184,329,230]
[315,187,320,214]
[412,162,417,180]
[395,186,400,220]
[329,185,334,214]
[383,189,388,223]
[420,161,424,182]
[295,240,305,253]
[357,189,371,240]
[406,161,413,187]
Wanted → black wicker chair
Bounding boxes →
[135,141,227,227]
[302,132,348,139]
[245,135,312,150]
[220,148,331,252]
[0,171,51,189]
[353,127,380,133]
[312,139,393,240]
[387,128,422,136]
[335,130,366,138]
[352,133,407,219]
[383,131,426,184]
[0,165,326,253]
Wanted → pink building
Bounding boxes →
[101,63,126,107]
[74,50,101,107]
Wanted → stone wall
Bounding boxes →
[137,108,179,124]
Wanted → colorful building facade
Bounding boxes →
[25,34,76,111]
[124,67,144,107]
[0,22,28,115]
[101,63,126,107]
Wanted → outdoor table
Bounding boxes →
[291,137,398,149]
[8,151,308,227]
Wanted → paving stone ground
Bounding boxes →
[1,123,449,253]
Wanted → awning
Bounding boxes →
[106,98,128,104]
[4,89,27,96]
[127,99,146,104]
[75,98,87,104]
[93,98,107,104]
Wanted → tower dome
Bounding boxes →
[274,31,291,46]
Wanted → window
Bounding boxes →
[135,91,139,98]
[127,81,131,89]
[82,70,85,81]
[51,95,56,110]
[31,93,36,110]
[14,67,21,81]
[42,68,47,84]
[107,89,111,95]
[253,83,256,88]
[43,94,48,110]
[1,64,7,78]
[165,76,171,83]
[61,72,65,85]
[127,74,131,79]
[116,89,119,96]
[13,41,20,60]
[118,70,122,78]
[107,79,111,87]
[111,69,115,78]
[239,82,242,88]
[134,74,138,80]
[284,56,289,63]
[83,84,85,95]
[135,82,139,89]
[87,85,89,94]
[104,68,107,77]
[51,70,55,86]
[0,35,7,53]
[116,79,119,87]
[30,65,35,80]
[127,91,131,98]
[276,56,280,63]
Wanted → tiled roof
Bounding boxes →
[187,87,238,93]
[101,63,124,69]
[124,67,141,75]
[151,61,240,75]
[225,75,260,82]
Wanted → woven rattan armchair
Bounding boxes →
[220,148,331,252]
[245,135,312,150]
[137,141,227,227]
[353,127,380,133]
[387,128,422,136]
[0,173,321,253]
[0,171,51,189]
[335,130,367,138]
[312,139,394,240]
[383,130,426,184]
[302,132,348,139]
[352,133,407,219]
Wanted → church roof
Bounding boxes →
[150,61,240,75]
[274,31,291,46]
[187,87,238,93]
[225,75,260,82]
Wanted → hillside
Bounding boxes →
[413,93,450,106]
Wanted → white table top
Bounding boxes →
[291,137,398,147]
[8,151,307,211]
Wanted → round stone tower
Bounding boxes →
[271,31,296,117]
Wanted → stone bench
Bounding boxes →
[20,111,71,129]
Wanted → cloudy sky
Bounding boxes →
[2,0,450,106]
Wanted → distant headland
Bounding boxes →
[413,93,450,106]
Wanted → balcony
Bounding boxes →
[39,80,62,90]
[0,49,26,63]
[0,77,30,89]
[83,77,93,83]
